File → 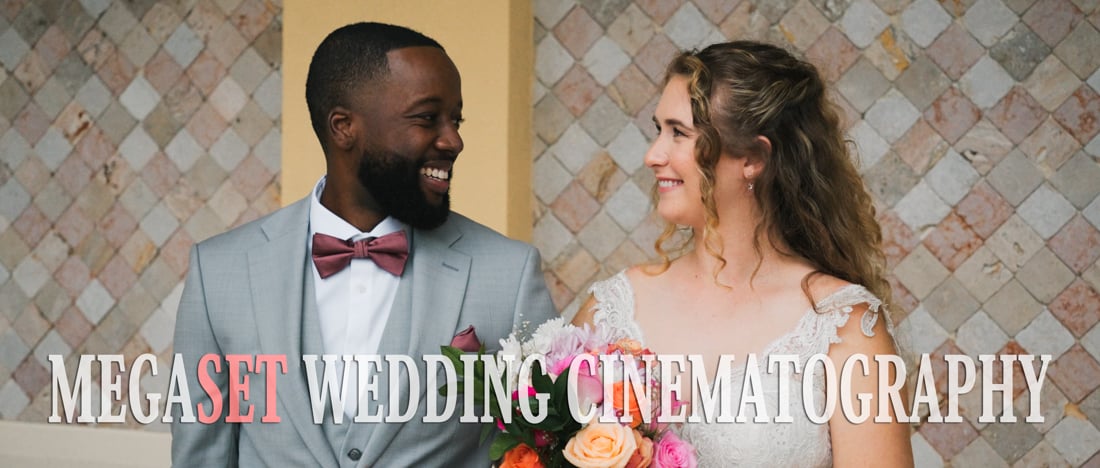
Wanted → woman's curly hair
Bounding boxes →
[653,41,892,312]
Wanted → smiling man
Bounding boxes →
[171,23,557,468]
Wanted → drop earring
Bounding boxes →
[748,182,754,192]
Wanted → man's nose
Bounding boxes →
[437,124,463,155]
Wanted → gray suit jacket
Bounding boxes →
[171,198,557,467]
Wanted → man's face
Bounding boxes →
[352,46,464,229]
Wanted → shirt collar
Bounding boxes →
[308,176,406,242]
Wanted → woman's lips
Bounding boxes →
[656,178,683,193]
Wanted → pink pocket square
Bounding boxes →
[450,325,481,352]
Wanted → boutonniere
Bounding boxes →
[450,325,482,352]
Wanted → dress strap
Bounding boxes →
[815,284,892,339]
[587,271,645,341]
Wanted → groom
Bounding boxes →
[171,22,557,467]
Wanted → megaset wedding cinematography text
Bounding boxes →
[47,352,1051,425]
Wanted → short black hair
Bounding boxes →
[305,22,443,150]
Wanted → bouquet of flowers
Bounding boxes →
[441,318,697,468]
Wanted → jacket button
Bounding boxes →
[348,449,362,461]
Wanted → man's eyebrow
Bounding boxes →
[404,96,443,110]
[403,96,463,113]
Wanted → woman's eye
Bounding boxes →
[673,128,685,137]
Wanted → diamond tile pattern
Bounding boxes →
[533,2,1100,466]
[1,0,1097,460]
[0,0,280,427]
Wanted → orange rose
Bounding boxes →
[501,443,544,468]
[612,381,645,428]
[563,421,638,468]
[625,429,654,468]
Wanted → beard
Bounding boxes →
[357,150,450,230]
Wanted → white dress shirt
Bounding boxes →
[308,176,405,418]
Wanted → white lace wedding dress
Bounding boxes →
[588,271,893,467]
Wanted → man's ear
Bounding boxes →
[327,106,357,151]
[744,135,771,179]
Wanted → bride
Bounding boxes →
[572,41,914,467]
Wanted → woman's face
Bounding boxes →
[645,75,705,227]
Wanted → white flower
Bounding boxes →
[498,335,523,389]
[498,334,523,361]
[523,317,565,356]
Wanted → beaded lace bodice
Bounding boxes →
[588,271,892,468]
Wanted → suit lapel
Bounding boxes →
[359,219,471,462]
[407,221,471,360]
[249,198,339,467]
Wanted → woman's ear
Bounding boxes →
[744,135,771,179]
[327,106,357,151]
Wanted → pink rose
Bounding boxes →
[511,386,538,400]
[575,373,604,410]
[549,354,576,376]
[651,431,696,468]
[560,355,602,409]
[450,325,481,352]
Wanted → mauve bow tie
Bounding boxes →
[311,231,409,278]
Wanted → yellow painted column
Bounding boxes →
[282,1,533,240]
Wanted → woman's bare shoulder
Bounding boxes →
[804,272,860,303]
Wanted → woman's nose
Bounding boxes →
[643,139,666,168]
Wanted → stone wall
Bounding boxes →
[531,0,1100,465]
[1,0,1099,465]
[0,0,282,429]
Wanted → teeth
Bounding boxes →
[658,180,682,188]
[421,167,450,181]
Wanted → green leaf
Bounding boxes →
[441,345,466,375]
[488,432,520,461]
[473,357,486,380]
[529,416,561,431]
[552,369,574,417]
[479,423,493,445]
[470,380,486,404]
[518,431,536,451]
[531,360,554,393]
[541,448,571,468]
[441,345,463,361]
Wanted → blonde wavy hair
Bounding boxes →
[652,41,892,311]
